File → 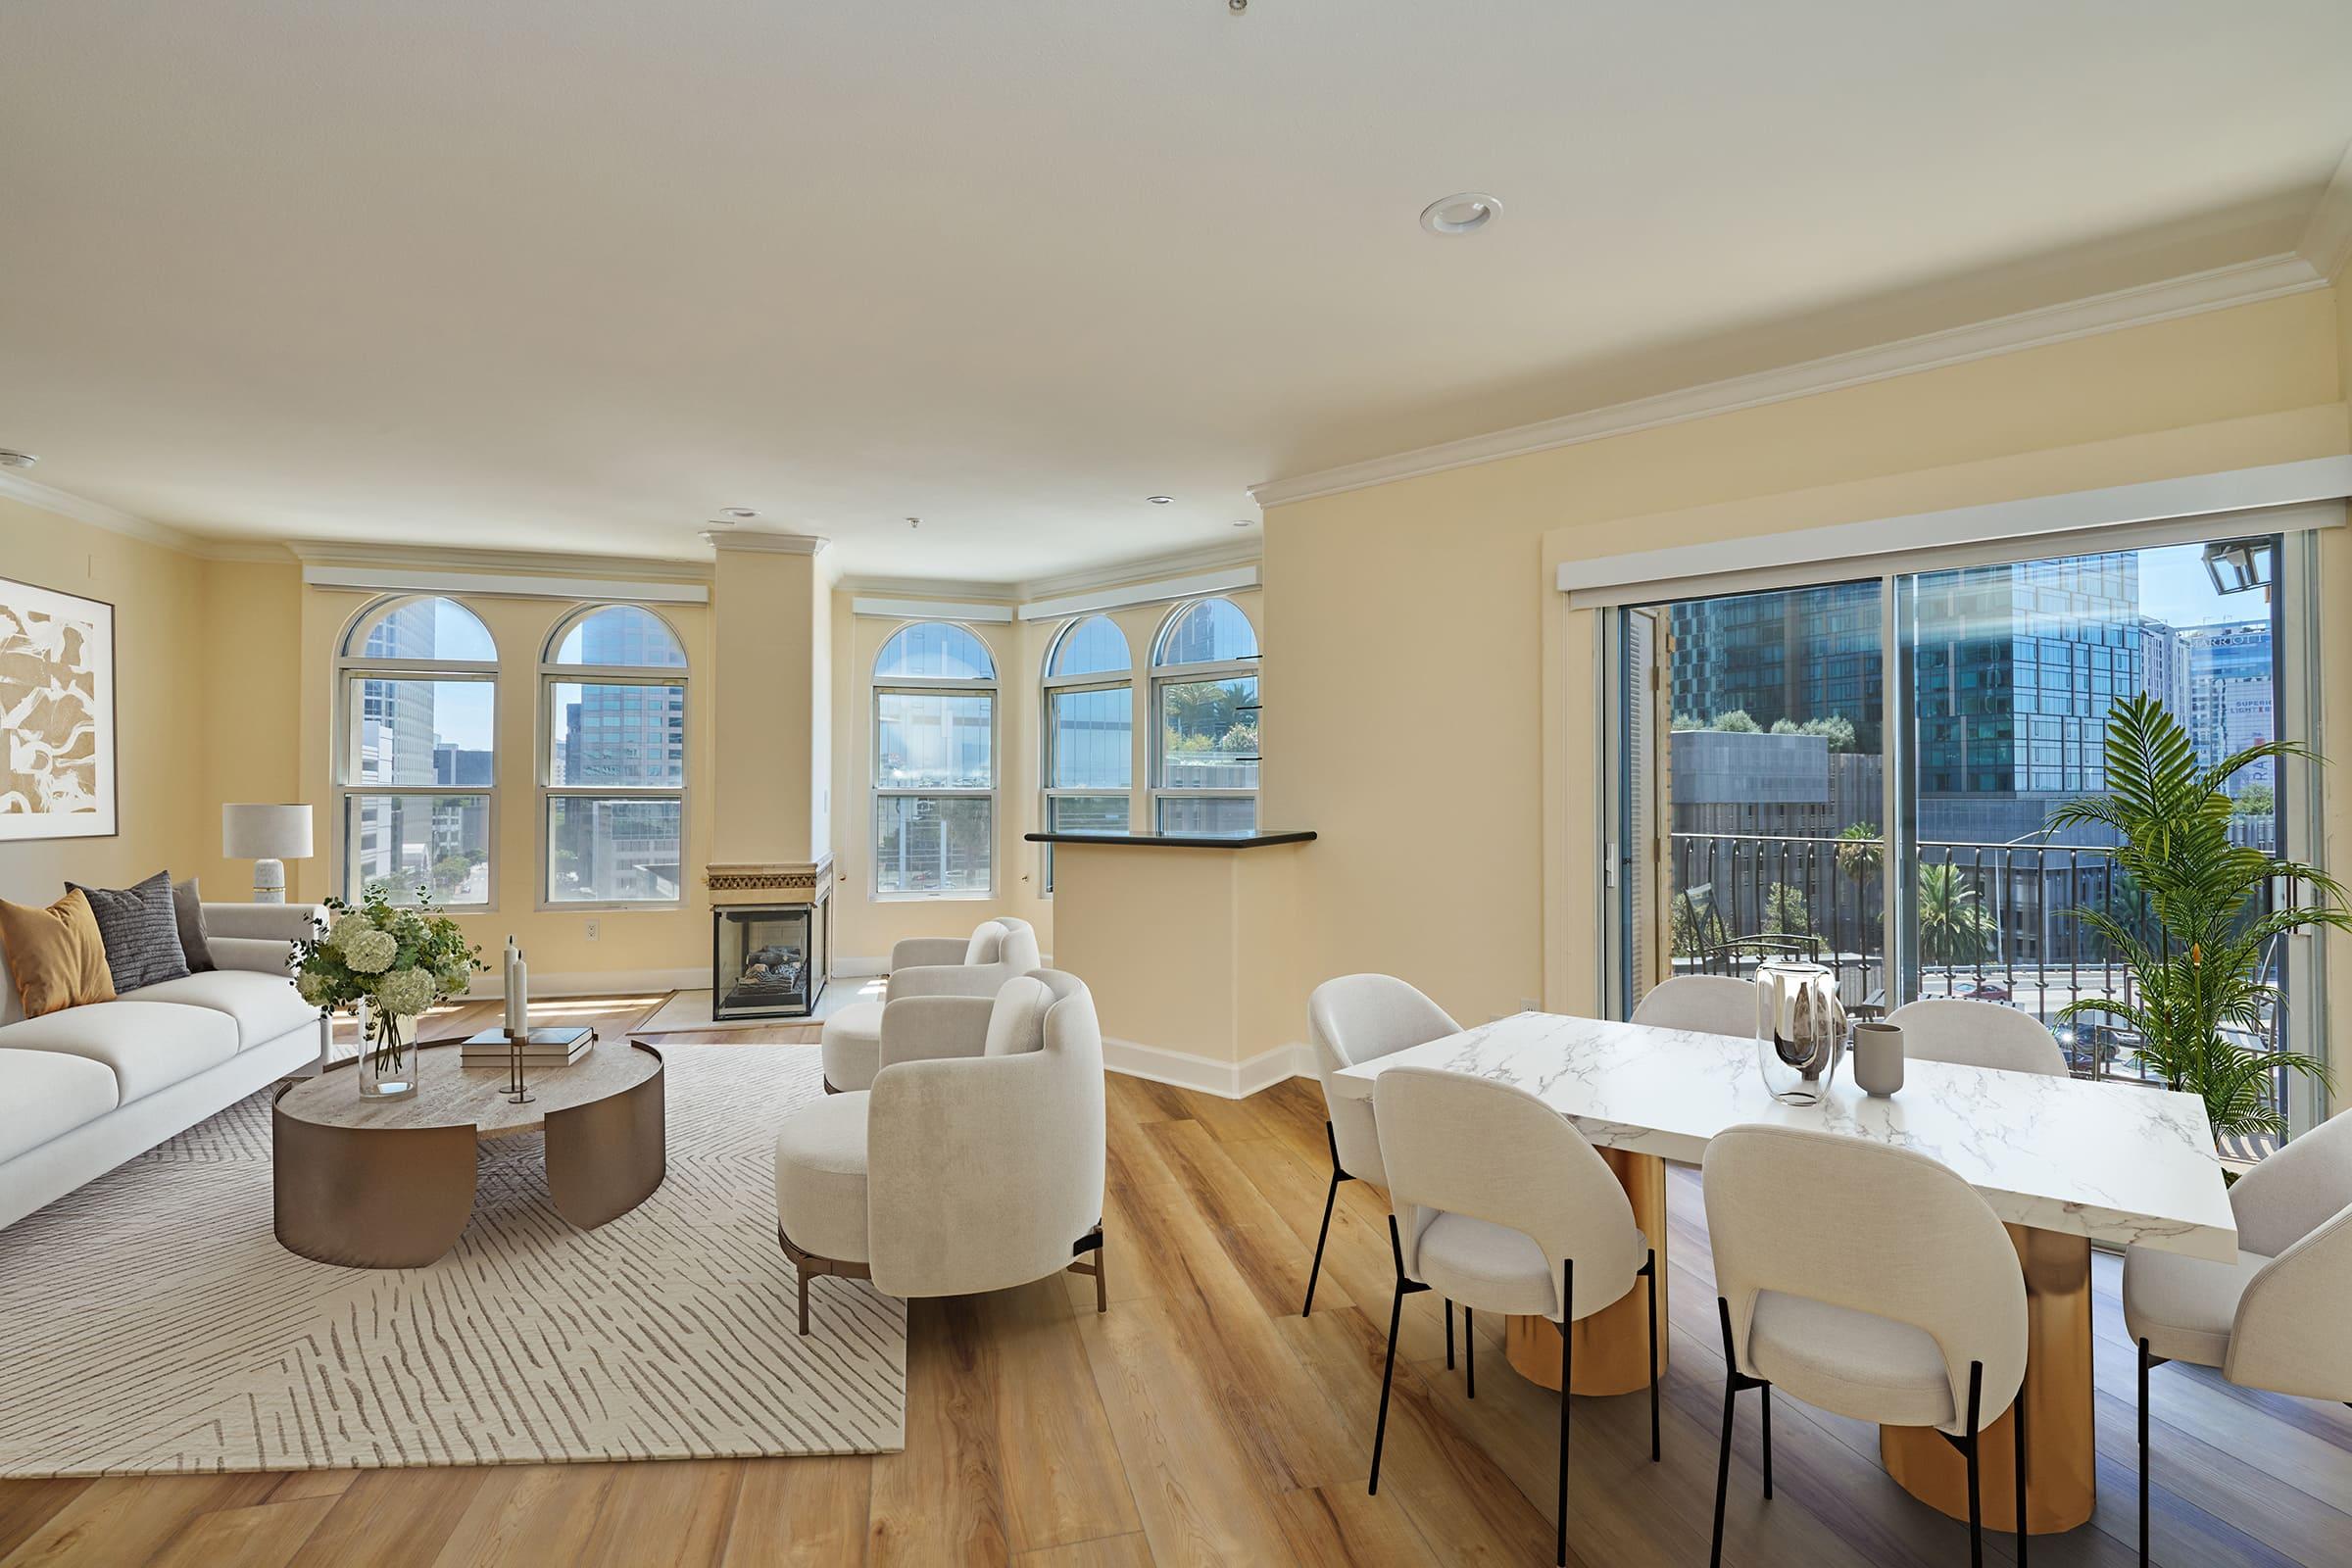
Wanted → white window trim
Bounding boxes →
[1149,600,1261,833]
[537,605,690,912]
[872,623,999,900]
[1041,617,1137,893]
[332,596,500,910]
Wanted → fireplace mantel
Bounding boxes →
[704,857,834,906]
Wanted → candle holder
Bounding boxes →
[505,1026,535,1104]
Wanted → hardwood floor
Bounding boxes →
[4,1009,2346,1566]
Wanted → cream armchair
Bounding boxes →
[775,969,1107,1334]
[819,917,1043,1093]
[2125,1109,2352,1564]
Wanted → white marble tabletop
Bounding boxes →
[1333,1011,2238,1263]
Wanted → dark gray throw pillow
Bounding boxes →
[68,870,191,992]
[172,876,216,973]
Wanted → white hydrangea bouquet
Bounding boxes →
[294,885,484,1100]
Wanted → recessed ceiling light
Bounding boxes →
[1146,495,1174,506]
[1420,192,1502,236]
[721,507,757,519]
[0,449,36,469]
[1233,519,1253,528]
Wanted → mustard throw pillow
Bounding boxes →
[0,889,119,1018]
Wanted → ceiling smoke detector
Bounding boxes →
[1419,192,1502,236]
[721,507,757,519]
[1146,495,1175,506]
[1233,518,1253,528]
[0,450,36,469]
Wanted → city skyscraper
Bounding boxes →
[2182,620,2275,798]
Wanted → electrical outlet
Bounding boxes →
[584,919,600,942]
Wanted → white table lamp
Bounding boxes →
[222,804,315,903]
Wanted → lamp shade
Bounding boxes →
[222,804,315,860]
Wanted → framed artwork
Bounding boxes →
[0,575,118,841]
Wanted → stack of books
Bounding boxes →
[458,1026,596,1068]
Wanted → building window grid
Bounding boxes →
[1150,598,1260,836]
[1041,614,1135,893]
[873,621,998,898]
[540,604,689,909]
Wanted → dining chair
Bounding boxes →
[1630,974,1757,1038]
[1886,997,2069,1076]
[1367,1064,1658,1567]
[1703,1124,2030,1568]
[1301,973,1460,1317]
[2125,1108,2352,1565]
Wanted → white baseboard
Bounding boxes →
[1101,1036,1315,1100]
[461,966,703,1001]
[830,956,890,980]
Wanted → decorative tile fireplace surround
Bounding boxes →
[705,858,831,1020]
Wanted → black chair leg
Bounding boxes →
[1465,1307,1475,1398]
[1710,1297,1773,1568]
[2138,1338,2153,1568]
[1444,1298,1454,1369]
[1368,1214,1428,1496]
[1301,1122,1345,1317]
[1760,1382,1773,1499]
[1556,1257,1574,1568]
[1965,1361,1985,1568]
[1644,1249,1661,1463]
[2015,1384,2030,1568]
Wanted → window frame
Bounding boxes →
[872,620,999,901]
[334,594,501,909]
[1041,614,1135,893]
[1149,597,1260,834]
[538,603,690,912]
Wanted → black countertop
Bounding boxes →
[1022,829,1316,850]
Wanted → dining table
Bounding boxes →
[1329,1009,2239,1536]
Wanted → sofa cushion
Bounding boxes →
[172,878,217,973]
[0,1000,239,1104]
[68,871,190,991]
[0,1046,121,1164]
[0,889,117,1018]
[131,969,317,1052]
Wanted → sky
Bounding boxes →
[2134,541,2269,630]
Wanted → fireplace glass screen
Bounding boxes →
[713,903,827,1020]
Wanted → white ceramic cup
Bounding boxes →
[1852,1020,1905,1098]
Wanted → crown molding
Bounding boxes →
[291,538,712,582]
[703,528,829,555]
[193,538,300,564]
[833,537,1263,609]
[2298,138,2352,285]
[832,571,1014,600]
[1250,251,2331,510]
[0,469,210,555]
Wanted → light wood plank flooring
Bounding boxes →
[3,998,2346,1566]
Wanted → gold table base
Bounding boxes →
[1504,1148,1668,1396]
[1881,1224,2095,1534]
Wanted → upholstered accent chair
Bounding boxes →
[2125,1109,2352,1564]
[1702,1125,2030,1567]
[774,968,1106,1334]
[1886,997,2070,1077]
[1366,1065,1660,1567]
[1630,975,1757,1038]
[1302,973,1460,1317]
[819,916,1044,1094]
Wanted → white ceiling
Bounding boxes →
[4,1,2350,581]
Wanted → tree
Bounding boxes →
[1798,714,1856,752]
[1836,822,1883,887]
[1711,709,1760,734]
[1915,862,1996,964]
[1760,883,1811,938]
[2231,782,2275,817]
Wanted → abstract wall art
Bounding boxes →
[0,576,117,841]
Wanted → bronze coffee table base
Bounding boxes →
[274,1039,666,1269]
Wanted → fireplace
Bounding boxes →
[712,900,830,1020]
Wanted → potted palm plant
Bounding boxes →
[2048,693,2343,1149]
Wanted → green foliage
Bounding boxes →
[2232,781,2275,817]
[1837,822,1883,886]
[2047,694,2344,1142]
[1710,709,1760,734]
[293,885,487,1073]
[1915,862,1997,964]
[1759,883,1811,938]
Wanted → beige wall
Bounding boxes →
[1263,289,2352,1099]
[0,497,210,910]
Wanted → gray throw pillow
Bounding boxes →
[172,877,216,973]
[68,871,191,992]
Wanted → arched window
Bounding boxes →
[1042,615,1133,888]
[336,596,498,906]
[873,622,997,895]
[542,605,689,906]
[1152,597,1258,834]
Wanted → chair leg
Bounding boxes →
[2138,1338,2152,1568]
[1710,1367,1737,1568]
[1368,1214,1428,1496]
[1710,1296,1772,1568]
[1465,1307,1476,1398]
[1760,1383,1773,1499]
[1445,1298,1454,1369]
[1644,1249,1661,1463]
[1094,1232,1108,1313]
[1965,1361,1985,1568]
[2015,1381,2030,1568]
[1556,1258,1575,1568]
[797,1266,809,1336]
[1302,1121,1346,1317]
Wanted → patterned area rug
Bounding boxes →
[0,1045,905,1475]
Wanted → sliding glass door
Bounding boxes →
[1613,528,2308,1142]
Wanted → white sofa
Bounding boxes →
[0,902,327,1230]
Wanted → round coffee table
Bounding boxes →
[273,1037,665,1268]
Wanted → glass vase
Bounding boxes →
[355,997,420,1101]
[1754,959,1845,1105]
